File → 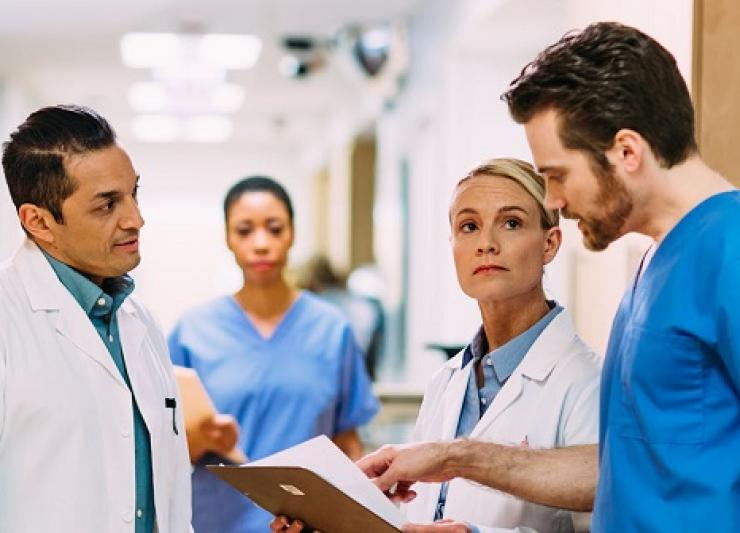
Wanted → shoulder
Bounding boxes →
[172,295,235,328]
[547,311,603,388]
[295,291,353,332]
[690,191,740,255]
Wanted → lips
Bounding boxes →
[473,264,508,275]
[114,236,139,252]
[249,261,276,272]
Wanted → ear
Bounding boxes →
[608,128,644,174]
[18,204,56,245]
[542,226,562,265]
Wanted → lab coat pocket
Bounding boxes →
[618,326,705,445]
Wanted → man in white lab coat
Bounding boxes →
[0,105,192,532]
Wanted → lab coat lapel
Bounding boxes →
[439,355,471,440]
[119,303,161,447]
[469,311,575,439]
[14,239,126,388]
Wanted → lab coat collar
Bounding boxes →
[469,309,577,439]
[14,239,129,388]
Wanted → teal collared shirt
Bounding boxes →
[44,252,155,533]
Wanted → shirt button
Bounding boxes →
[97,297,106,306]
[136,509,143,519]
[486,358,493,366]
[481,397,488,405]
[108,334,114,342]
[121,427,131,438]
[123,510,133,523]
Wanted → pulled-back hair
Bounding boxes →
[2,105,116,223]
[502,22,697,173]
[224,175,294,225]
[458,158,558,229]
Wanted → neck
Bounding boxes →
[633,155,735,242]
[234,278,297,319]
[478,288,550,350]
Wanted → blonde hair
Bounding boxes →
[458,158,559,229]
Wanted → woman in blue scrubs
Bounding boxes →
[168,176,379,533]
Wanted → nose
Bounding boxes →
[543,179,565,211]
[476,229,499,255]
[252,228,270,253]
[121,196,145,230]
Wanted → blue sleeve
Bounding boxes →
[334,325,379,434]
[717,257,740,392]
[167,321,191,368]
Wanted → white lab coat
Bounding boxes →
[0,239,192,532]
[404,309,601,533]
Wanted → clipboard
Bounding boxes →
[207,465,401,532]
[207,435,404,533]
[174,366,247,464]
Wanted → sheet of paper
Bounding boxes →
[250,435,405,528]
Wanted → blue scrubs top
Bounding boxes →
[169,291,379,533]
[593,191,740,531]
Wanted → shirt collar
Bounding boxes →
[42,251,134,318]
[462,301,563,383]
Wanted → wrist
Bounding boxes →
[442,439,469,480]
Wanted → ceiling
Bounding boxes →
[0,0,424,150]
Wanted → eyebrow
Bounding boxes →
[452,205,530,218]
[92,176,140,201]
[536,165,564,175]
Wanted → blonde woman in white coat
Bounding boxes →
[399,158,601,533]
[271,159,600,533]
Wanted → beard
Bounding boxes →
[562,167,633,251]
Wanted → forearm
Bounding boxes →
[333,428,364,461]
[445,440,598,511]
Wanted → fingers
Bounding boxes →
[386,483,417,503]
[402,521,470,532]
[357,445,397,477]
[269,515,304,532]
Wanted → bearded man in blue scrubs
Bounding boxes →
[357,21,739,533]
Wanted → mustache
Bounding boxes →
[115,232,139,244]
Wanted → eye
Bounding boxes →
[100,199,115,212]
[269,224,284,236]
[132,184,140,202]
[503,218,522,230]
[236,227,251,237]
[460,222,477,233]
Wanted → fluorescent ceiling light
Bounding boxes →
[198,34,262,69]
[121,33,182,69]
[131,114,179,142]
[184,115,233,143]
[210,84,245,113]
[128,80,244,114]
[121,32,261,70]
[129,81,168,112]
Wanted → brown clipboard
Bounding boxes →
[206,464,402,533]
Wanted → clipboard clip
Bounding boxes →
[165,397,178,435]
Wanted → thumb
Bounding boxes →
[373,467,400,493]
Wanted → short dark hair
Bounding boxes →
[502,22,697,172]
[2,104,116,223]
[223,175,294,224]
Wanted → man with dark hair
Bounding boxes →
[357,22,739,533]
[0,105,193,532]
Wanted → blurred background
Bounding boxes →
[1,0,737,446]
